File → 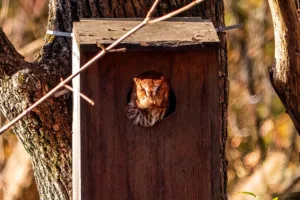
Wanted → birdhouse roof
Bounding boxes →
[73,18,220,52]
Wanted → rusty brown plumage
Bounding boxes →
[125,71,170,127]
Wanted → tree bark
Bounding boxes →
[0,0,228,199]
[267,0,300,133]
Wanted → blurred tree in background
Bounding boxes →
[226,0,300,199]
[0,0,299,200]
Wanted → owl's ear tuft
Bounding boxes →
[160,76,166,81]
[134,78,139,83]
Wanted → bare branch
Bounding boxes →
[0,0,205,134]
[107,48,127,53]
[145,0,160,19]
[149,0,205,24]
[96,42,127,53]
[64,84,95,106]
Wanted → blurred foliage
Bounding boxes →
[225,0,300,199]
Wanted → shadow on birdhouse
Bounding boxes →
[72,18,221,200]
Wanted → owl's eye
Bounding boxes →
[157,85,161,91]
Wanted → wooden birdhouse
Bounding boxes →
[72,18,220,200]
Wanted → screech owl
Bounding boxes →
[125,71,170,127]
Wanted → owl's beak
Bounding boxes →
[147,98,155,105]
[146,91,155,97]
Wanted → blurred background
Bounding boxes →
[0,0,299,200]
[226,1,300,199]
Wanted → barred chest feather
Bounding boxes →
[125,100,166,127]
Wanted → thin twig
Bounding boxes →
[96,43,127,53]
[149,0,205,24]
[64,84,95,106]
[145,0,160,19]
[107,48,127,53]
[58,78,94,105]
[0,0,205,134]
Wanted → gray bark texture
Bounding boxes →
[0,0,228,199]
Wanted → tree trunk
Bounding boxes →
[267,0,300,133]
[0,0,228,199]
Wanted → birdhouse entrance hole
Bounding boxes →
[125,70,177,127]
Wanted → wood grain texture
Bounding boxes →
[75,50,220,199]
[73,18,219,52]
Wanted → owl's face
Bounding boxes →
[134,76,169,109]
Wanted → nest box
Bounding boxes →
[72,18,220,200]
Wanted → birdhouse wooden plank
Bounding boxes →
[72,18,221,200]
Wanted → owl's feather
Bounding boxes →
[125,71,170,127]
